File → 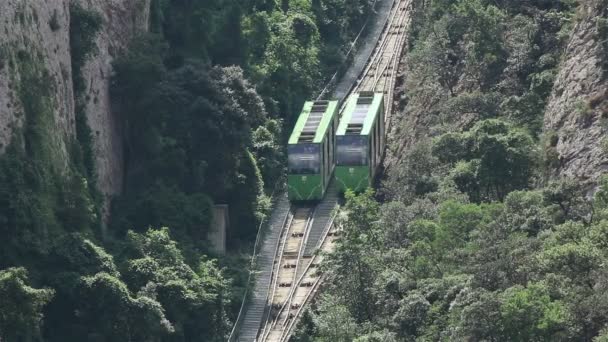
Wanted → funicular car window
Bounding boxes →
[288,144,321,174]
[337,135,368,166]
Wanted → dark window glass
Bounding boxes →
[288,144,321,174]
[337,135,368,166]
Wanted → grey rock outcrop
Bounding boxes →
[544,2,608,188]
[0,0,74,156]
[0,0,149,222]
[80,0,150,220]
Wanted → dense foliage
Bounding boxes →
[0,0,377,341]
[301,180,608,341]
[292,0,608,341]
[110,0,378,249]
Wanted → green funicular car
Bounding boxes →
[335,92,385,193]
[288,100,339,201]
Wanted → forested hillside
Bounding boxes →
[5,0,608,341]
[0,0,375,341]
[295,0,608,341]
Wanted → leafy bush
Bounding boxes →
[0,268,54,341]
[433,119,536,201]
[69,3,102,182]
[69,2,101,93]
[110,54,273,247]
[123,228,230,341]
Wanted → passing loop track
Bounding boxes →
[256,1,413,341]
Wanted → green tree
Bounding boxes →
[433,120,536,201]
[595,328,608,342]
[595,175,608,220]
[385,140,439,203]
[449,288,503,341]
[252,119,285,188]
[77,272,172,341]
[325,190,380,322]
[112,58,270,247]
[501,190,552,236]
[436,200,485,250]
[392,292,430,339]
[500,283,567,341]
[313,295,358,342]
[453,0,508,88]
[543,178,592,223]
[252,10,321,119]
[0,268,54,342]
[125,228,231,341]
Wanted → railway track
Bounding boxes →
[258,207,312,342]
[231,1,412,341]
[260,210,339,342]
[354,0,412,121]
[255,1,413,341]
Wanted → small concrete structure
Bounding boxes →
[209,204,229,254]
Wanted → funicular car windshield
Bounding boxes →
[288,144,321,174]
[337,135,368,166]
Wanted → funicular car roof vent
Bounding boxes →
[346,93,374,135]
[346,123,364,134]
[299,101,328,142]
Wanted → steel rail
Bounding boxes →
[354,1,401,93]
[281,207,315,326]
[358,0,403,90]
[361,0,410,93]
[385,1,413,124]
[259,207,315,341]
[372,3,407,93]
[315,0,383,101]
[277,212,339,342]
[373,5,409,92]
[258,208,296,340]
[228,182,285,342]
[337,0,399,113]
[260,206,337,342]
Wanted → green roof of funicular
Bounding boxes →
[288,100,339,145]
[336,92,383,136]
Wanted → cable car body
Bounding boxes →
[335,92,385,193]
[287,100,339,201]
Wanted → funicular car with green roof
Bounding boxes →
[335,92,385,193]
[287,100,339,201]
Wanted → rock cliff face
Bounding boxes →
[80,0,149,219]
[0,0,148,220]
[543,1,608,189]
[0,0,75,155]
